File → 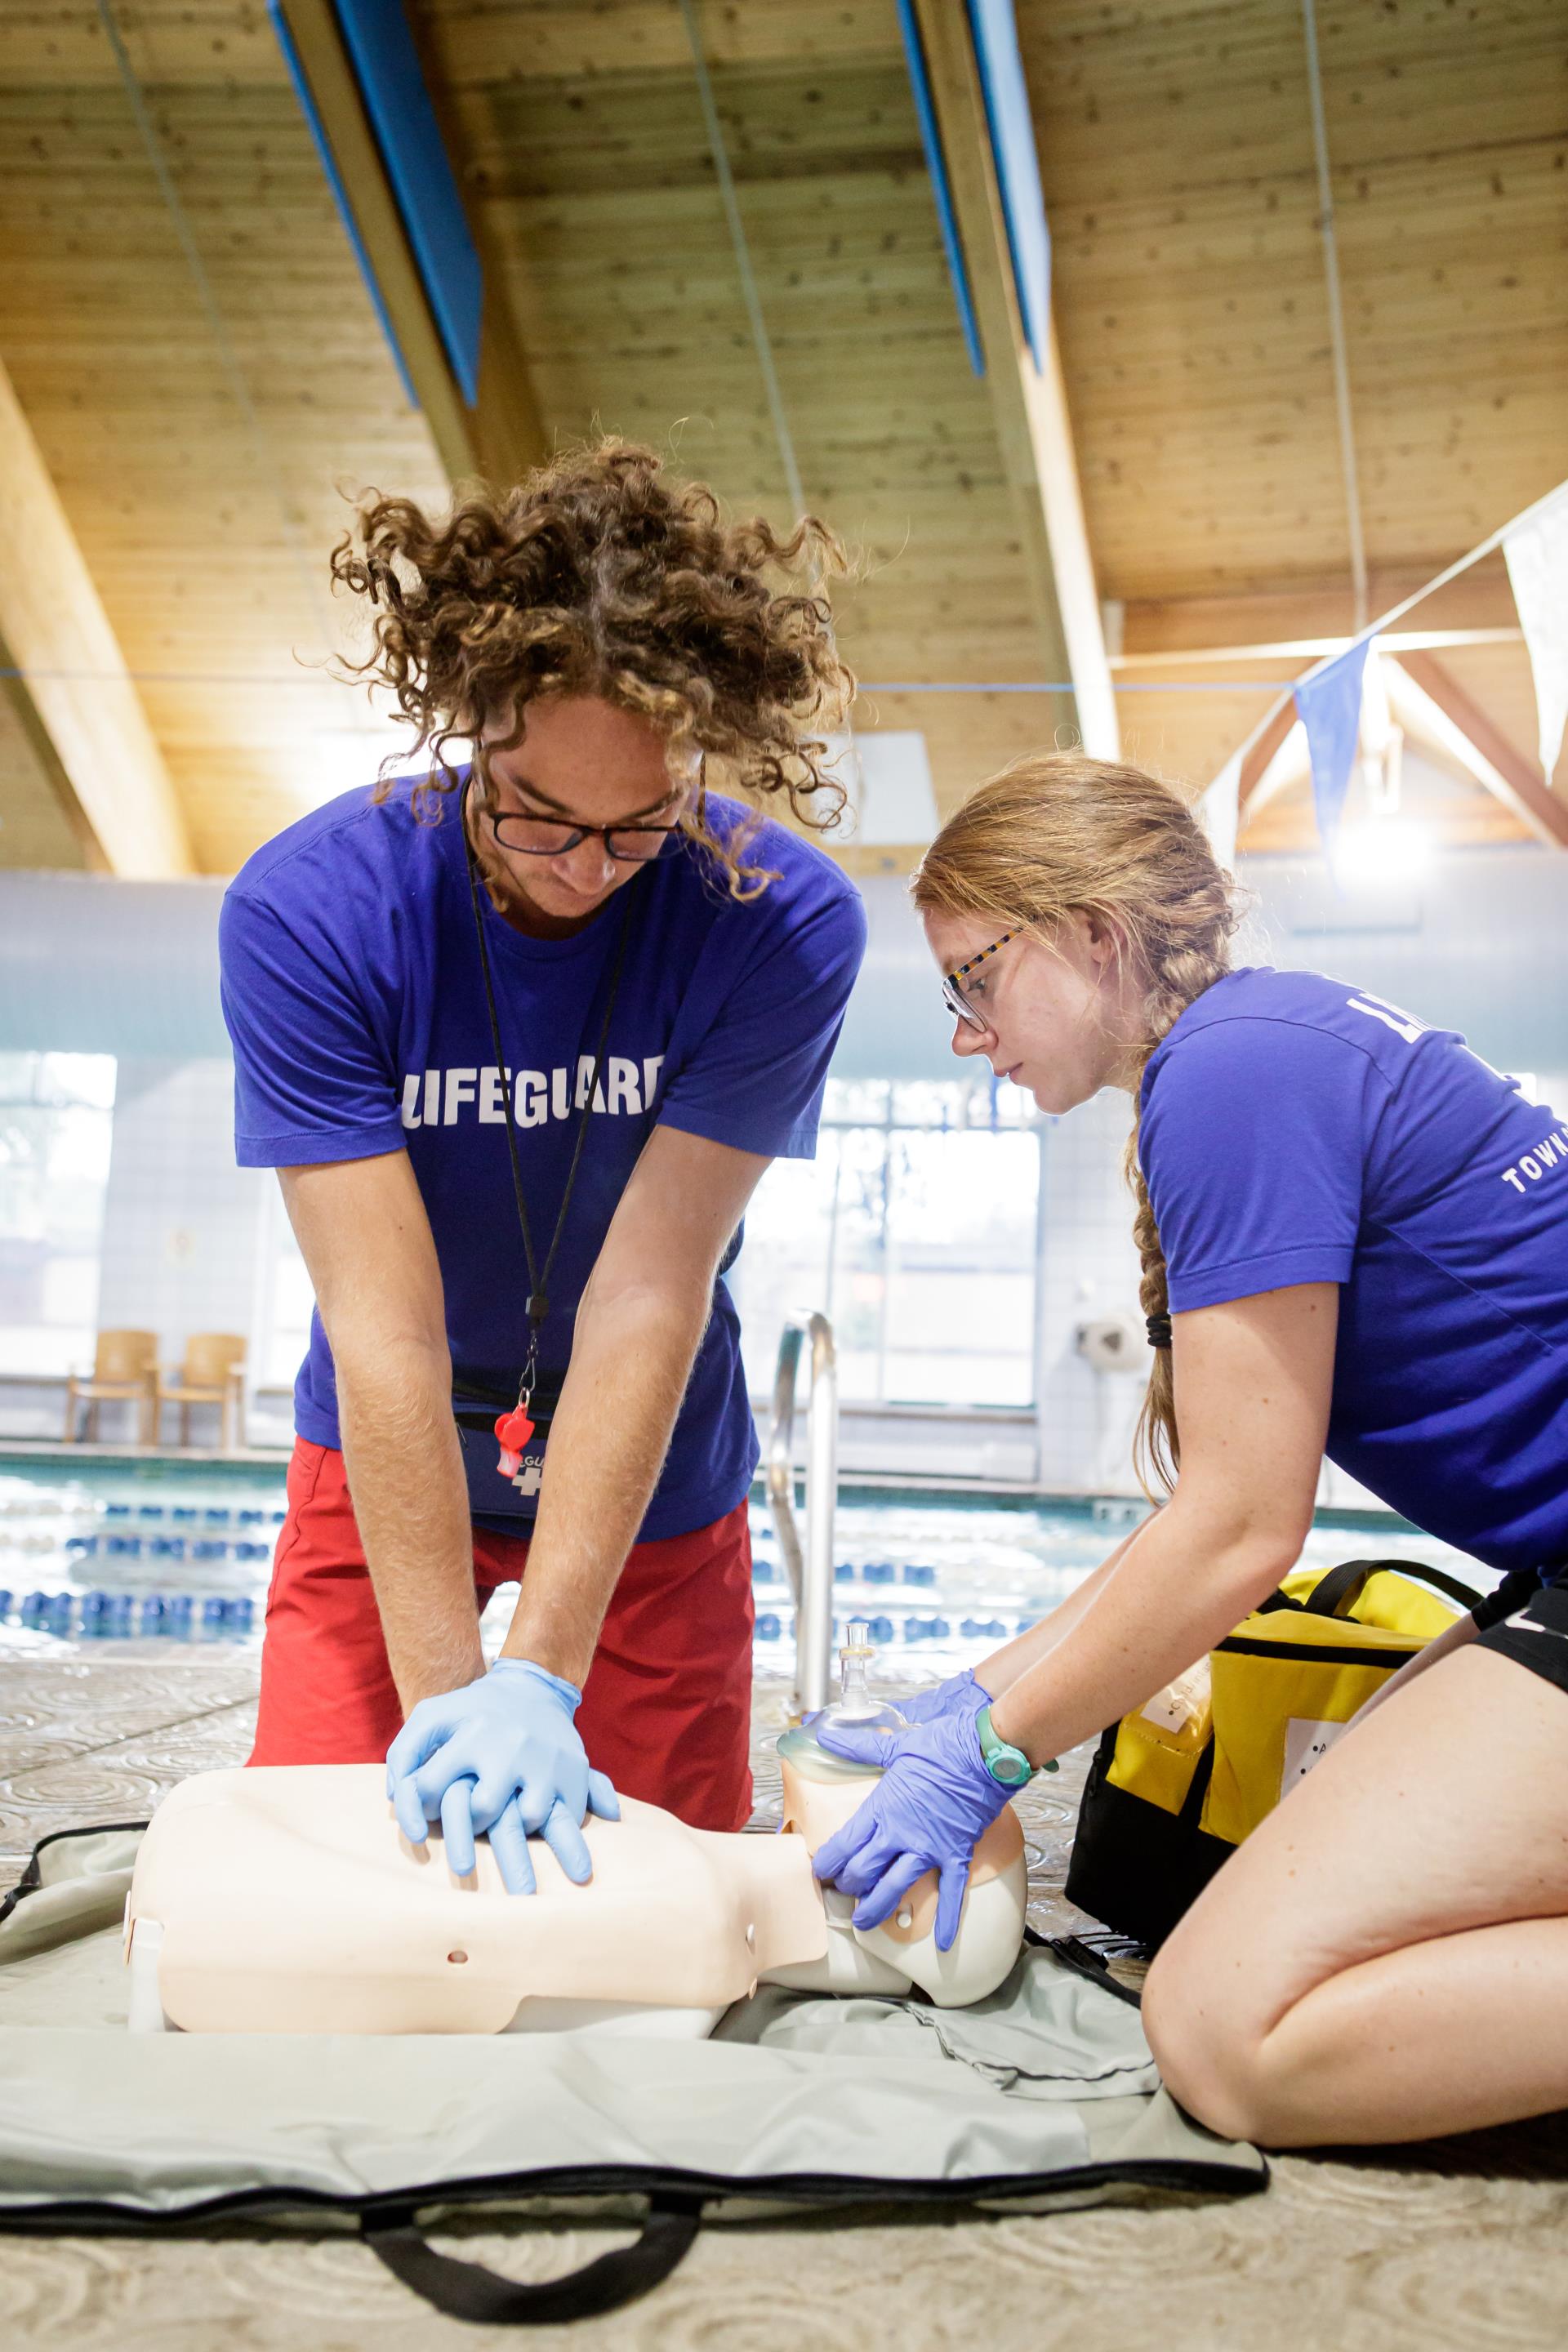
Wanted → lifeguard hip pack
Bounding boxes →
[1067,1556,1482,1948]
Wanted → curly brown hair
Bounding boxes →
[329,438,856,896]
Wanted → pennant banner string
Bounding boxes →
[1229,476,1568,785]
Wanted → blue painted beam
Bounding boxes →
[329,0,484,408]
[966,0,1052,376]
[269,0,419,407]
[893,0,986,377]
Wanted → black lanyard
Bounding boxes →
[462,778,638,1419]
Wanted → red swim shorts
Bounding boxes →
[247,1437,755,1832]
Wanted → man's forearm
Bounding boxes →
[336,1339,485,1712]
[503,1280,709,1686]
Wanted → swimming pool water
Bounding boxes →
[0,1456,285,1645]
[0,1450,1500,1666]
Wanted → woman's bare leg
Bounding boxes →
[1141,1642,1568,2146]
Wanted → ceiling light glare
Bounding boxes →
[1331,817,1435,891]
[305,727,432,812]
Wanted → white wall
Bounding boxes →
[1036,1091,1146,1495]
[8,852,1563,1492]
[95,1058,275,1437]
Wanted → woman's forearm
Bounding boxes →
[973,1526,1144,1697]
[988,1502,1298,1764]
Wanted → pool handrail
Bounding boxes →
[766,1312,838,1716]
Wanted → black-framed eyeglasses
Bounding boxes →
[487,808,683,864]
[941,929,1019,1030]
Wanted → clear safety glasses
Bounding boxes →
[941,929,1019,1031]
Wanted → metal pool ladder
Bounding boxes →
[766,1312,839,1716]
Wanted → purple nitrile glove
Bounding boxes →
[893,1665,996,1729]
[811,1706,1013,1952]
[386,1658,620,1896]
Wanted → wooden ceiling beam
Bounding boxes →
[1386,653,1568,851]
[0,619,105,871]
[274,0,546,489]
[0,358,192,880]
[1236,691,1305,812]
[1119,570,1521,666]
[907,0,1118,757]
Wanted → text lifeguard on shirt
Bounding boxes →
[399,1058,666,1129]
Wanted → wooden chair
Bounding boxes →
[63,1330,158,1445]
[155,1333,248,1451]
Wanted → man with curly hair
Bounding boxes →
[220,441,866,1895]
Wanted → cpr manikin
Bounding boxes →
[125,1624,1028,2035]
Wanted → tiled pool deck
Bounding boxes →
[3,1641,1568,2350]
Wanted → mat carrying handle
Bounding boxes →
[363,2191,702,2325]
[1300,1557,1483,1621]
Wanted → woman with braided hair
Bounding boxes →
[811,750,1568,2149]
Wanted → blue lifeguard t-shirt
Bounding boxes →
[220,779,866,1539]
[1140,968,1568,1576]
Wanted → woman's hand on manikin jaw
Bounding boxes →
[473,693,693,941]
[920,910,1143,1118]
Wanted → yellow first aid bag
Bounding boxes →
[1065,1556,1481,1947]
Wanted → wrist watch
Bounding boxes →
[974,1704,1035,1788]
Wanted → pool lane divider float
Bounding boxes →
[0,1590,255,1640]
[2,1587,1008,1649]
[0,1501,286,1525]
[0,1535,1035,1647]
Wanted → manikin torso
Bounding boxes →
[126,1646,1027,2036]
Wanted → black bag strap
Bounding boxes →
[450,1366,566,1437]
[1299,1557,1483,1622]
[0,1820,149,1930]
[362,2191,702,2325]
[1176,1735,1216,1832]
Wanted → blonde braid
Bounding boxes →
[1125,941,1236,1493]
[911,751,1242,1498]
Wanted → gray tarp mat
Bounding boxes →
[0,1824,1264,2323]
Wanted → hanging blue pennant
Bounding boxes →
[1294,639,1370,858]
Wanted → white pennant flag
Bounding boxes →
[1503,483,1568,783]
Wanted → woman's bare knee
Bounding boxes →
[1142,1938,1271,2144]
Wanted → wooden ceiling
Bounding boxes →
[0,2,447,875]
[1021,0,1566,835]
[0,0,1561,874]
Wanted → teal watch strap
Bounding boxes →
[975,1704,1035,1788]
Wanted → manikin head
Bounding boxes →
[330,437,856,926]
[911,752,1241,1487]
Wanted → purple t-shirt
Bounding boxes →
[220,778,866,1538]
[1141,967,1568,1575]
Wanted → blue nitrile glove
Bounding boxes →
[385,1659,620,1897]
[811,1707,1014,1953]
[893,1665,996,1728]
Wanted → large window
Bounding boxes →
[0,1054,118,1376]
[729,1076,1040,1407]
